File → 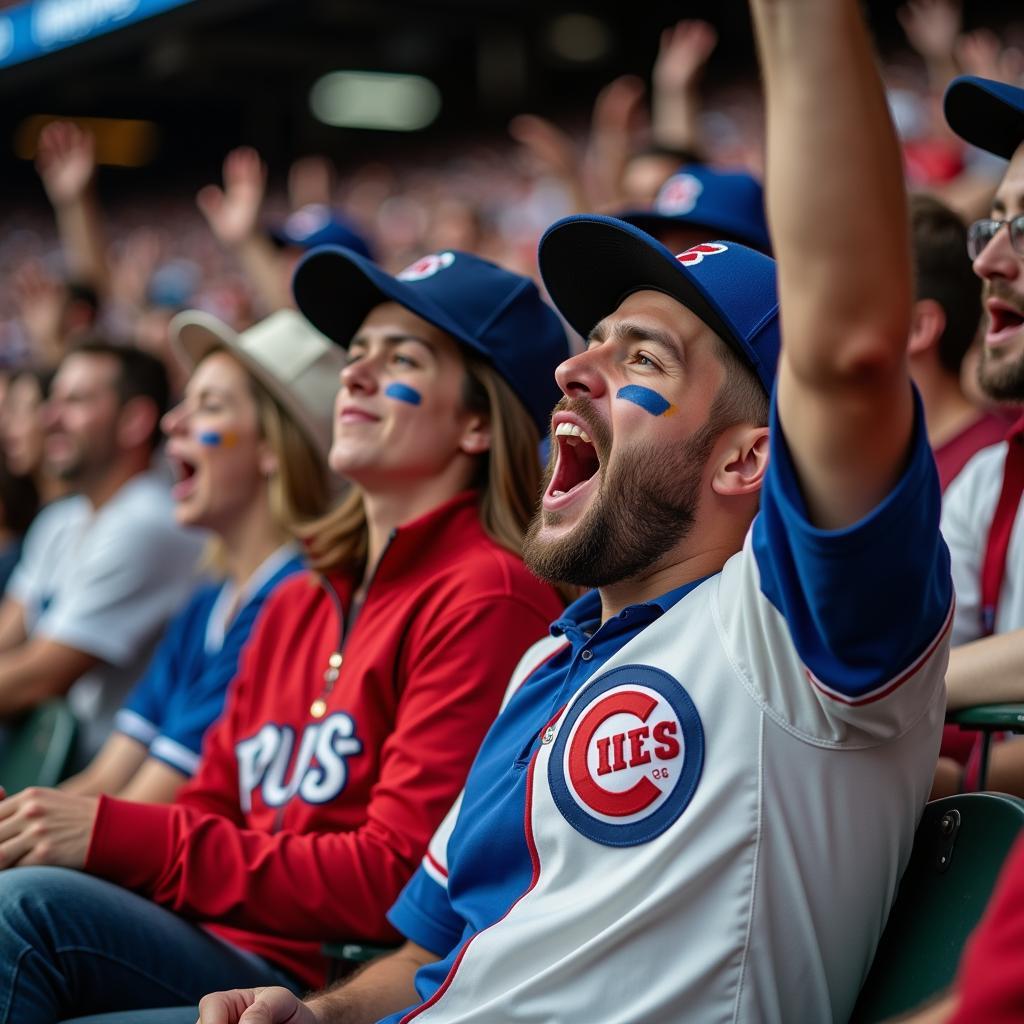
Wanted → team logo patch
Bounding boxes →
[657,173,703,215]
[676,242,728,266]
[397,251,455,281]
[548,665,704,846]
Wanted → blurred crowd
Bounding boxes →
[0,2,1017,376]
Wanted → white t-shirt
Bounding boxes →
[8,470,205,761]
[941,441,1024,645]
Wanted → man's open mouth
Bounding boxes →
[545,421,601,507]
[986,299,1024,344]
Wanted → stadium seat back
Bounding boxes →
[851,792,1024,1023]
[0,699,77,794]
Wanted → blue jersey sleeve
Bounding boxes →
[753,386,952,698]
[149,570,295,777]
[148,618,246,776]
[116,587,213,747]
[388,864,467,958]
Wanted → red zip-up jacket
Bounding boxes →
[84,491,563,989]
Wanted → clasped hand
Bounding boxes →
[0,786,98,870]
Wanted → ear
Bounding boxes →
[710,425,770,498]
[907,298,946,358]
[458,412,492,457]
[258,439,279,478]
[116,396,159,451]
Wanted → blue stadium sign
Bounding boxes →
[0,0,196,68]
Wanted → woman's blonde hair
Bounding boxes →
[251,380,333,531]
[302,351,544,577]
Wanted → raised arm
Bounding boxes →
[751,0,915,529]
[196,147,291,314]
[35,121,109,295]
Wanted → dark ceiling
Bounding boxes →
[0,0,1020,201]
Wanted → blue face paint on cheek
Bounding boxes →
[616,385,677,417]
[198,430,238,448]
[384,383,422,406]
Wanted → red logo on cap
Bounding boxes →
[657,174,703,215]
[676,243,728,266]
[397,252,455,281]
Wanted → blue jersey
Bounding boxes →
[116,547,302,776]
[383,392,952,1024]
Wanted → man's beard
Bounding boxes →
[979,344,1024,401]
[523,404,719,589]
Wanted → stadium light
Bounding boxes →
[309,71,441,132]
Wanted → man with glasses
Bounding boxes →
[931,77,1024,794]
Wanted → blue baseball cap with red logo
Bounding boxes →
[944,76,1024,160]
[293,247,570,433]
[538,214,779,394]
[270,204,374,260]
[618,165,772,255]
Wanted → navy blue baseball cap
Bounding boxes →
[293,247,570,433]
[539,215,779,394]
[945,76,1024,160]
[270,204,373,260]
[619,165,772,255]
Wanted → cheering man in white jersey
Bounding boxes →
[191,3,953,1023]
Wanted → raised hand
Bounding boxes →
[288,155,335,211]
[11,259,67,364]
[956,28,1024,86]
[35,121,97,207]
[508,114,580,182]
[897,0,961,65]
[197,986,320,1024]
[584,74,648,208]
[109,227,163,312]
[196,147,268,248]
[653,20,718,94]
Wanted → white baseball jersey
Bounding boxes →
[382,400,952,1024]
[941,441,1024,643]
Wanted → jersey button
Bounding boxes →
[580,649,593,661]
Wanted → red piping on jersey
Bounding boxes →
[425,850,448,880]
[399,703,567,1023]
[805,596,954,707]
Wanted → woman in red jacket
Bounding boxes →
[0,249,569,1023]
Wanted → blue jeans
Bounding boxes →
[0,867,300,1024]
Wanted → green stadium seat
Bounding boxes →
[946,704,1024,790]
[0,699,77,794]
[323,940,399,982]
[850,791,1024,1023]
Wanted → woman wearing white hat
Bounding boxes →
[59,309,339,804]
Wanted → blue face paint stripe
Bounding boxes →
[385,383,422,406]
[616,385,674,417]
[198,430,237,447]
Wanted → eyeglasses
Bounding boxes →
[967,215,1024,261]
